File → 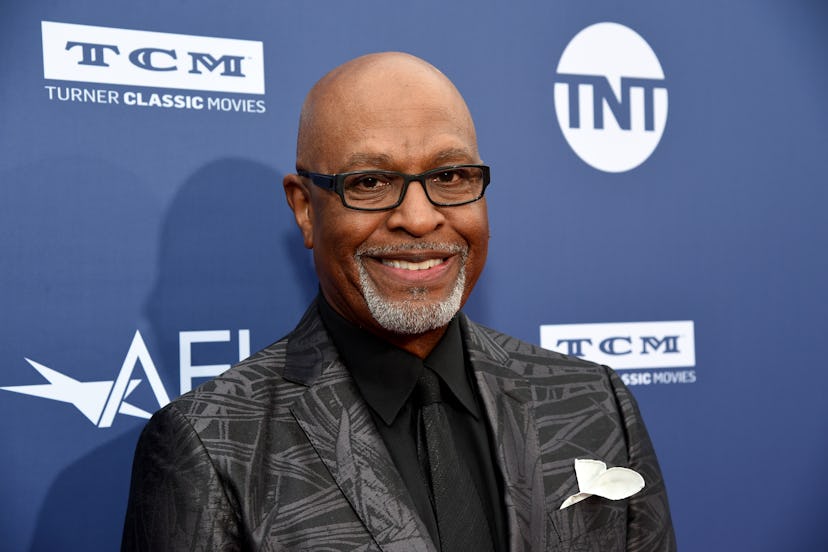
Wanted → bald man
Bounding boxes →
[122,53,676,551]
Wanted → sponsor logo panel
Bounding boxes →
[42,21,264,94]
[540,320,696,386]
[553,22,668,173]
[41,21,266,114]
[1,329,250,428]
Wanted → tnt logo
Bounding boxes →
[539,321,695,370]
[41,21,265,95]
[553,22,668,173]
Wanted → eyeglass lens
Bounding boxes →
[341,166,485,208]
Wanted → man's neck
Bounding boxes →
[378,325,450,360]
[319,292,452,359]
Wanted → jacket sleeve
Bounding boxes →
[607,368,677,552]
[121,404,244,552]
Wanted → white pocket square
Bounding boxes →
[559,458,645,510]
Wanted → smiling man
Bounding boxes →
[284,53,489,359]
[123,52,676,551]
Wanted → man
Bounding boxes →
[122,52,676,551]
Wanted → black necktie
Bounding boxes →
[416,368,494,552]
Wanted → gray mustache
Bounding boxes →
[355,242,467,258]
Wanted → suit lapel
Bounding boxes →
[461,317,547,552]
[287,304,435,552]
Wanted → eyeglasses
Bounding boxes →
[297,164,491,211]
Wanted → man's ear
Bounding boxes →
[283,173,314,249]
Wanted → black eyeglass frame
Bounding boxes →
[296,164,491,211]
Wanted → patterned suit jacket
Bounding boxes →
[122,301,676,551]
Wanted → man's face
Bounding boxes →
[288,69,489,343]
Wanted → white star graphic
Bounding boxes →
[1,358,151,425]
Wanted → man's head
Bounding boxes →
[283,52,489,357]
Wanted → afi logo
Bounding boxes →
[539,321,695,370]
[42,21,265,95]
[2,329,250,427]
[1,332,168,428]
[553,22,668,173]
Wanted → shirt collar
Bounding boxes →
[317,295,480,425]
[423,315,480,419]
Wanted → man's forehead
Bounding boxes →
[322,102,470,137]
[297,52,477,169]
[316,76,464,120]
[339,147,478,172]
[319,99,478,169]
[316,52,445,90]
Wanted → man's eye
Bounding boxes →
[432,169,465,184]
[357,177,380,188]
[344,174,395,193]
[350,176,386,189]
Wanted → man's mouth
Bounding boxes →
[380,258,445,271]
[356,243,467,283]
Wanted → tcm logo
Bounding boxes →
[1,329,250,428]
[41,21,264,94]
[553,22,668,173]
[539,321,695,370]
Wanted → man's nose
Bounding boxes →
[385,180,445,236]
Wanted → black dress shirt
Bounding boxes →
[318,297,507,551]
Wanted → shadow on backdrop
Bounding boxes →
[144,158,317,398]
[0,157,160,552]
[29,426,143,552]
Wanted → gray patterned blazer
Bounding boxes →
[122,301,676,551]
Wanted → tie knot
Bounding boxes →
[416,369,443,406]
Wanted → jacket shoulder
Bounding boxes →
[182,337,300,412]
[462,317,610,379]
[165,300,335,421]
[125,334,328,549]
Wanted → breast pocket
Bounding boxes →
[546,495,626,551]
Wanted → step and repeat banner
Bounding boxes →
[2,1,826,550]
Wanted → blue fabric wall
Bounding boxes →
[2,1,826,550]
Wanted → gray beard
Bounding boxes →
[356,243,467,335]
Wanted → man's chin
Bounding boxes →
[362,283,465,335]
[368,299,458,335]
[358,253,467,335]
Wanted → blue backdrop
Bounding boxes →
[2,1,827,550]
